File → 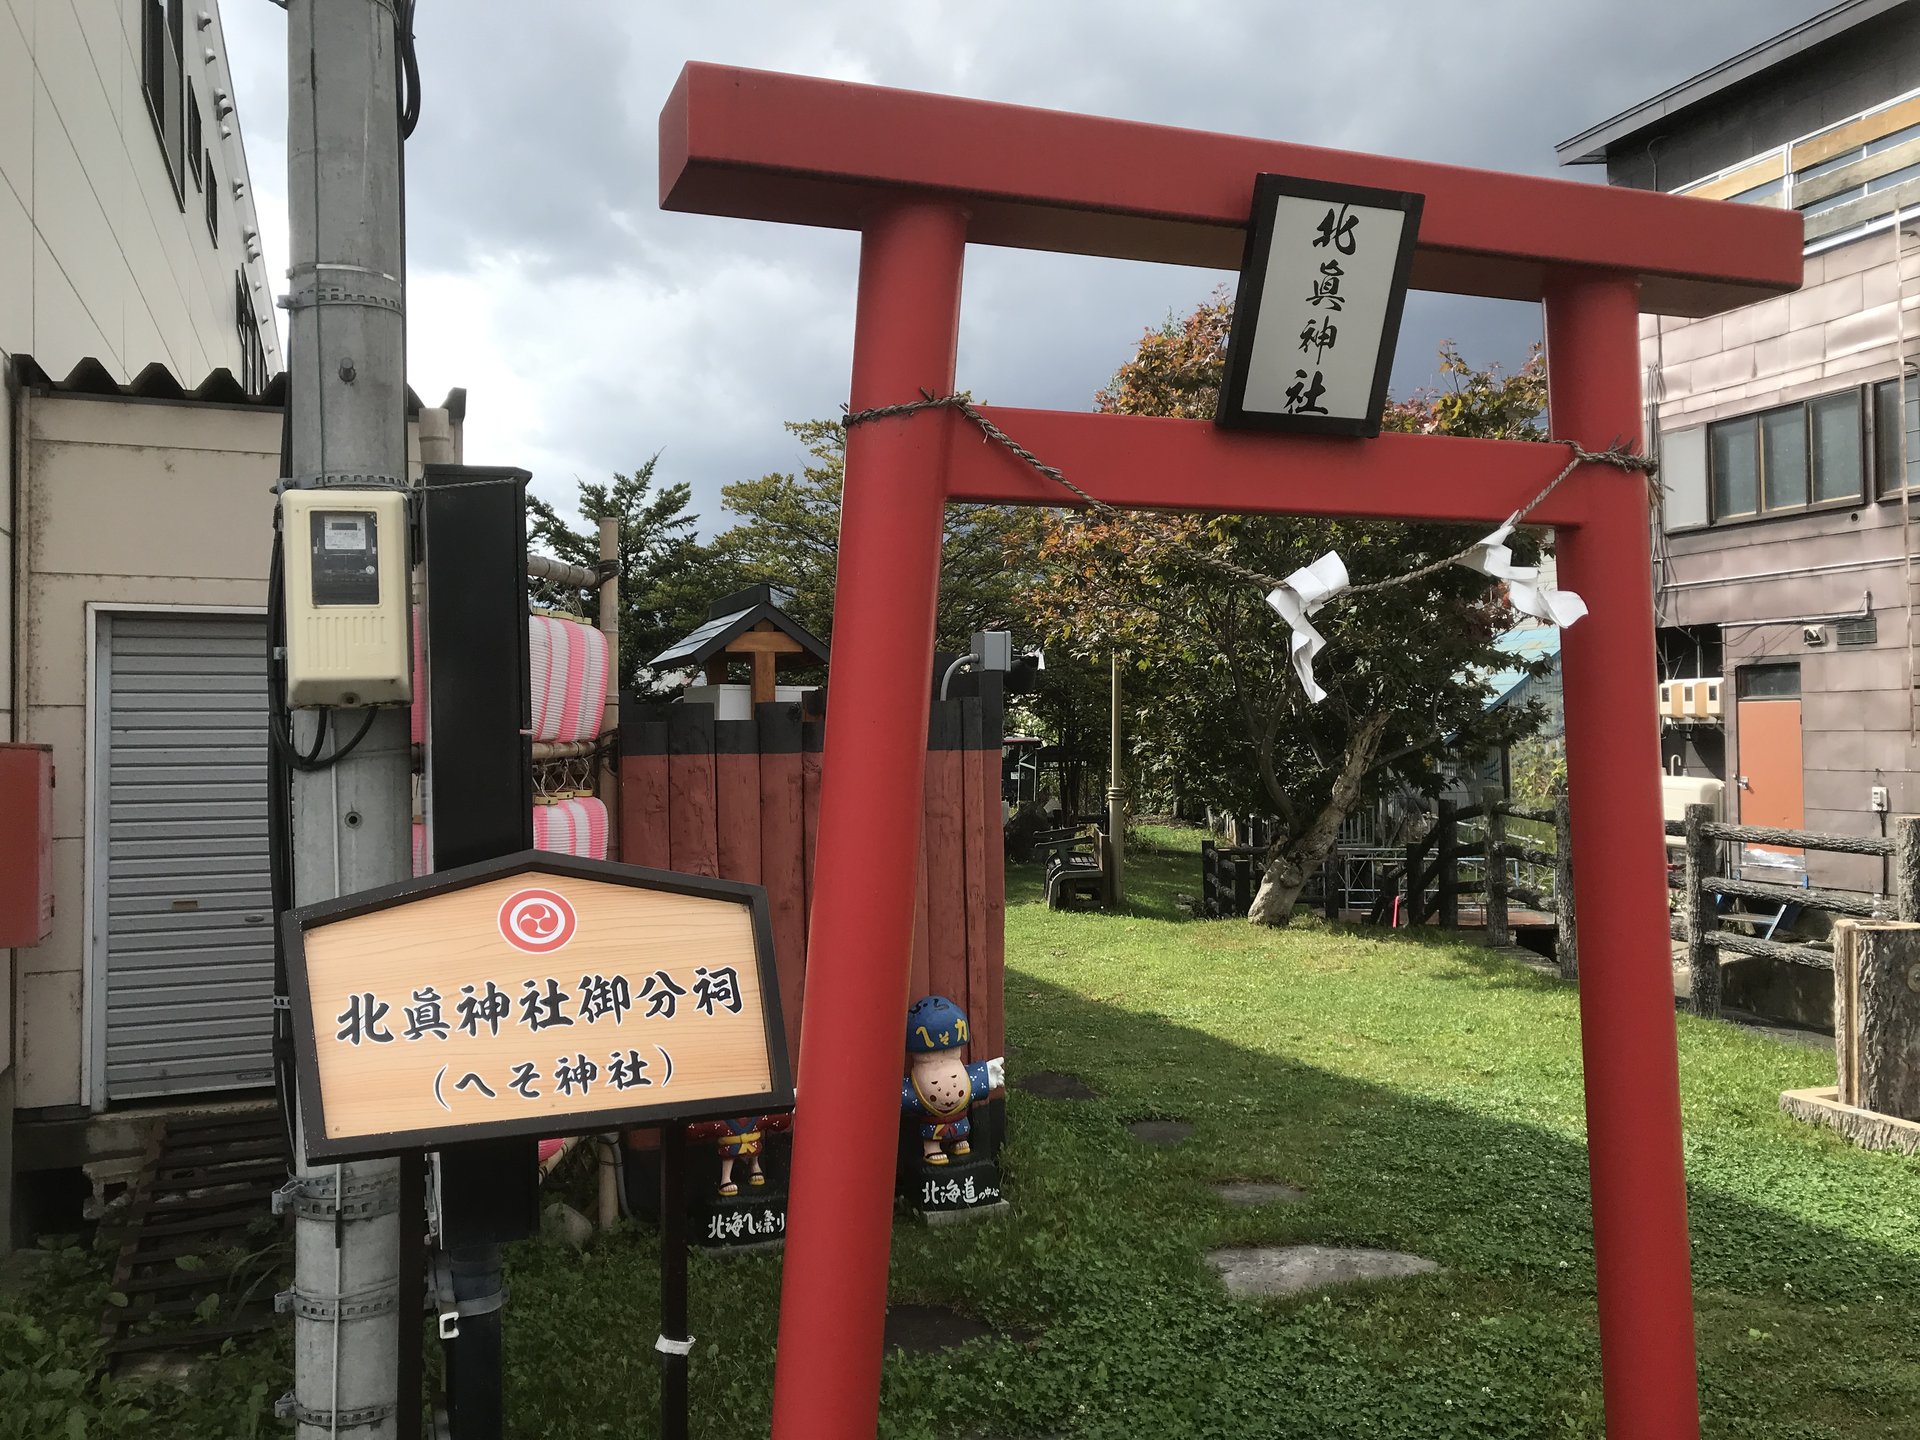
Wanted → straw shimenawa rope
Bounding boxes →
[842,389,1657,602]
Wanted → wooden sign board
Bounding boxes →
[283,852,792,1162]
[1216,173,1423,438]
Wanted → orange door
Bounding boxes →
[1735,697,1805,835]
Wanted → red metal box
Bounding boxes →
[0,743,54,947]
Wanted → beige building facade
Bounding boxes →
[8,375,459,1151]
[3,1,283,1235]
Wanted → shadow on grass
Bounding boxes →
[500,964,1920,1440]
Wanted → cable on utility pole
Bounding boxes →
[274,3,413,1438]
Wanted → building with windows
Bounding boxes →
[1559,0,1920,892]
[3,0,282,1239]
[2,0,280,384]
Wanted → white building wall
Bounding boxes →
[0,0,280,382]
[11,390,454,1111]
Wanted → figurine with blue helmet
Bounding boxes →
[901,995,1005,1166]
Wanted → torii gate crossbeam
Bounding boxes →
[659,63,1803,1440]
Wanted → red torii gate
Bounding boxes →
[660,64,1802,1440]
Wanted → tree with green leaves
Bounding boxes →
[1026,297,1553,922]
[705,419,1040,657]
[526,457,714,687]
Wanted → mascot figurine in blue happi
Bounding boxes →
[902,995,1005,1166]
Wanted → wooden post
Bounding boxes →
[1321,854,1339,921]
[1835,919,1861,1106]
[1482,787,1509,949]
[1403,833,1422,926]
[1554,785,1579,980]
[1895,816,1920,922]
[751,650,778,708]
[1684,803,1719,1019]
[598,515,621,860]
[1438,798,1459,929]
[1834,919,1920,1119]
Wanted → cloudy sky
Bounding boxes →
[218,1,1819,532]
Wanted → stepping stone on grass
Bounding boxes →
[1206,1244,1438,1299]
[884,1303,994,1355]
[1014,1070,1098,1101]
[1127,1119,1194,1146]
[1212,1181,1305,1207]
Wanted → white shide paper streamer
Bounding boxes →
[1265,526,1586,704]
[1264,552,1351,705]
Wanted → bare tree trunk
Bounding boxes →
[1248,711,1393,926]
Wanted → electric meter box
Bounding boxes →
[281,488,412,708]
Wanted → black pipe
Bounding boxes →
[659,1124,690,1440]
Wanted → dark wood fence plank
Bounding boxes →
[801,704,825,913]
[976,722,1007,1062]
[757,701,807,1064]
[667,704,718,878]
[959,699,993,1059]
[714,720,762,886]
[619,708,671,870]
[925,703,969,1006]
[911,834,933,1003]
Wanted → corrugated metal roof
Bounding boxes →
[9,354,466,420]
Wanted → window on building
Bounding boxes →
[204,152,218,243]
[1735,663,1801,700]
[1711,414,1759,518]
[140,0,187,203]
[1874,376,1919,495]
[1811,391,1865,502]
[1728,176,1785,205]
[236,274,267,396]
[1657,624,1723,680]
[188,84,203,190]
[1794,122,1920,186]
[1708,392,1865,521]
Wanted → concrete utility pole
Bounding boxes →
[1107,651,1126,908]
[283,2,410,1436]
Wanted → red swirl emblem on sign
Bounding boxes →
[497,888,577,955]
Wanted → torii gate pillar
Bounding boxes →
[1545,271,1699,1439]
[770,199,969,1428]
[658,63,1804,1440]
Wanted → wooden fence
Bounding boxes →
[618,688,1007,1069]
[1196,792,1577,962]
[1669,806,1920,1019]
[1357,789,1577,974]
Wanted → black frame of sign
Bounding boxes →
[1216,172,1424,439]
[281,850,794,1163]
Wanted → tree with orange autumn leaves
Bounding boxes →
[1024,296,1552,922]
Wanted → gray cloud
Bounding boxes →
[219,1,1821,532]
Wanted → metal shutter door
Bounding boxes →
[102,614,275,1100]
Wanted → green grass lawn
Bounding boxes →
[7,833,1918,1438]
